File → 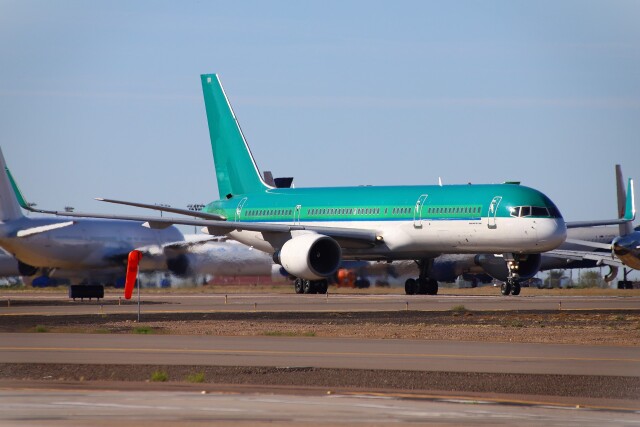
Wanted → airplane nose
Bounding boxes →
[537,219,567,251]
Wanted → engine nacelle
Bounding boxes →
[166,253,190,277]
[274,234,341,280]
[474,253,541,282]
[17,260,38,277]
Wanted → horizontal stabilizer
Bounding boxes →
[16,221,74,237]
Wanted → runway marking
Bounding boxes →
[1,346,639,364]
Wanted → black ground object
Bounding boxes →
[69,285,104,301]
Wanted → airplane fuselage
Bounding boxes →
[0,216,183,270]
[204,183,567,261]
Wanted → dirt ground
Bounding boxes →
[2,293,639,402]
[3,308,639,346]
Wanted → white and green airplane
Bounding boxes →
[43,74,635,296]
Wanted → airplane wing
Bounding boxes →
[565,178,635,229]
[94,198,226,221]
[36,209,383,248]
[544,248,624,268]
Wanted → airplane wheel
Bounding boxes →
[416,278,428,294]
[317,280,328,294]
[511,282,521,296]
[294,278,304,294]
[501,282,512,296]
[427,279,438,295]
[405,278,417,295]
[303,279,313,294]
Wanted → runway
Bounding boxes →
[2,292,640,316]
[1,333,638,377]
[1,388,639,427]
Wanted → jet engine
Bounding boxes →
[474,253,542,282]
[163,241,277,278]
[274,234,341,280]
[166,253,190,277]
[17,260,38,276]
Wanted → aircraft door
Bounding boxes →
[487,196,502,229]
[413,194,429,228]
[293,204,302,225]
[235,197,248,221]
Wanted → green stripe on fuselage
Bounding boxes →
[203,183,561,223]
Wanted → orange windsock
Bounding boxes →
[124,250,143,300]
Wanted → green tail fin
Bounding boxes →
[6,167,29,210]
[624,178,635,222]
[201,74,270,199]
[0,148,25,221]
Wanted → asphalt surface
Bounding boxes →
[2,333,639,377]
[1,388,639,427]
[1,290,639,425]
[3,292,640,316]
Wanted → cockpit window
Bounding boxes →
[510,206,557,218]
[531,207,548,216]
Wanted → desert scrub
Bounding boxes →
[133,326,154,334]
[150,370,168,382]
[186,372,206,383]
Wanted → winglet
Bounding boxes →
[624,178,635,221]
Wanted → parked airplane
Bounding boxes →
[32,75,638,298]
[0,148,184,288]
[261,166,630,294]
[546,165,639,283]
[0,247,20,278]
[151,234,286,281]
[44,74,581,298]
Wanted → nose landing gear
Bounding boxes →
[501,255,522,296]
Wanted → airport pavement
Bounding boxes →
[2,293,640,316]
[1,388,638,427]
[1,333,638,377]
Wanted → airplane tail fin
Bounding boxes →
[201,74,271,199]
[624,178,635,222]
[0,148,24,222]
[616,165,635,235]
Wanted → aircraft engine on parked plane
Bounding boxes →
[273,233,342,280]
[473,253,542,282]
[162,239,284,279]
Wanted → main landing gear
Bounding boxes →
[294,278,329,294]
[405,259,438,295]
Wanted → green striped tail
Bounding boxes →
[201,74,269,199]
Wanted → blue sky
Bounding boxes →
[1,0,639,225]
